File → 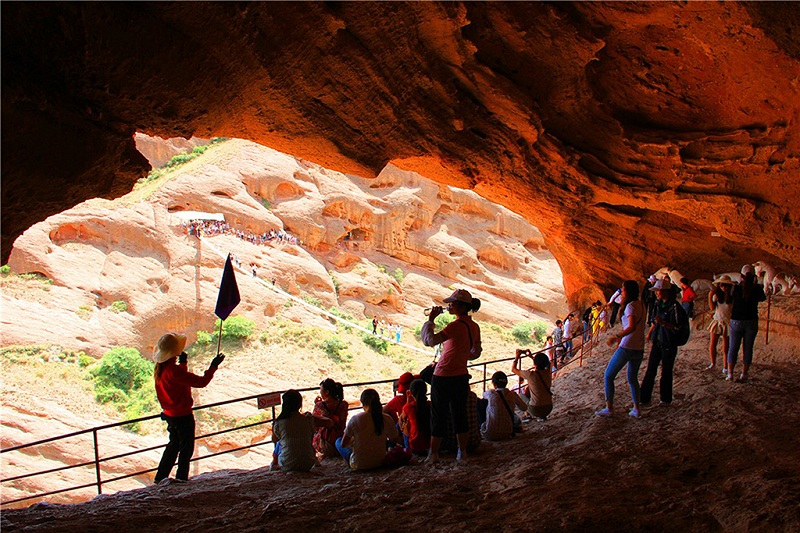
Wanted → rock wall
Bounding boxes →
[2,2,799,304]
[4,139,566,357]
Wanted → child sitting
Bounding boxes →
[481,371,527,441]
[271,390,332,472]
[399,379,432,456]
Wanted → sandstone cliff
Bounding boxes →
[4,138,566,357]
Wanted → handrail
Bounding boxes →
[1,334,601,508]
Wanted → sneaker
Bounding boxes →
[629,408,640,418]
[739,374,748,382]
[722,368,728,375]
[725,374,735,381]
[705,364,715,371]
[595,407,613,417]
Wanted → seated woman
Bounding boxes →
[271,390,332,472]
[312,378,349,459]
[481,371,527,441]
[511,349,554,421]
[335,389,398,470]
[399,379,432,456]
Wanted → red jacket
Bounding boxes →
[156,361,216,417]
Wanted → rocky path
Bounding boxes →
[3,331,799,532]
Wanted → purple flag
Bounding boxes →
[215,254,241,320]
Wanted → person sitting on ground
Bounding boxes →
[511,349,554,421]
[481,371,527,440]
[271,390,332,472]
[312,378,349,459]
[399,379,432,456]
[384,372,415,425]
[336,389,398,470]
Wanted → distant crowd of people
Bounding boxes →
[183,220,301,247]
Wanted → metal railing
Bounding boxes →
[1,333,601,508]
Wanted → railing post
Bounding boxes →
[482,363,487,392]
[93,429,102,495]
[765,292,772,345]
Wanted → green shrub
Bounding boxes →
[78,353,95,367]
[1,265,10,275]
[511,321,549,345]
[435,313,455,329]
[391,268,404,284]
[321,336,350,362]
[362,333,389,354]
[195,330,214,345]
[329,271,339,295]
[91,347,153,392]
[302,294,321,308]
[261,198,272,210]
[110,300,128,313]
[328,306,353,331]
[191,145,208,155]
[215,315,256,339]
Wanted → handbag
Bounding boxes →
[420,344,441,384]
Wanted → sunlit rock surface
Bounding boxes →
[2,2,799,301]
[5,139,565,357]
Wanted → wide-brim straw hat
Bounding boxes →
[713,275,736,286]
[154,333,187,363]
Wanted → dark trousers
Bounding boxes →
[640,342,678,404]
[430,374,469,438]
[155,414,195,482]
[609,302,621,327]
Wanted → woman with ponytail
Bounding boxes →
[336,389,397,470]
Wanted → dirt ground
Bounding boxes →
[3,324,799,533]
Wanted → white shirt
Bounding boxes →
[481,388,526,441]
[619,300,646,351]
[343,411,398,470]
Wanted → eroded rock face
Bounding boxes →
[4,139,565,356]
[2,2,799,301]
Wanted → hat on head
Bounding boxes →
[741,264,755,276]
[397,372,415,393]
[443,288,472,304]
[648,275,656,283]
[650,279,673,291]
[154,333,187,363]
[713,275,736,286]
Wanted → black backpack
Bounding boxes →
[673,302,691,346]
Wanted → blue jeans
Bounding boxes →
[583,321,590,343]
[335,437,352,464]
[604,347,644,405]
[728,319,759,366]
[564,339,573,359]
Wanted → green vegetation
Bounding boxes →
[110,300,128,313]
[391,267,404,284]
[302,294,321,308]
[1,265,10,275]
[329,271,339,296]
[90,347,157,431]
[511,321,549,345]
[76,305,93,320]
[321,336,351,363]
[362,333,389,354]
[137,137,229,185]
[328,306,354,332]
[261,198,272,210]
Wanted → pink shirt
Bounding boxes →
[421,317,482,377]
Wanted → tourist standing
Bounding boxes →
[421,289,482,462]
[595,280,647,418]
[727,265,766,382]
[640,280,682,406]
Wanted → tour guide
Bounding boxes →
[153,332,225,484]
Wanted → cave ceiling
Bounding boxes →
[2,1,799,302]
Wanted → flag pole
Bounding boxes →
[216,319,224,356]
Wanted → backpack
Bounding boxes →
[673,302,691,346]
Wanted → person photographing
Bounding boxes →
[153,332,225,484]
[420,289,482,463]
